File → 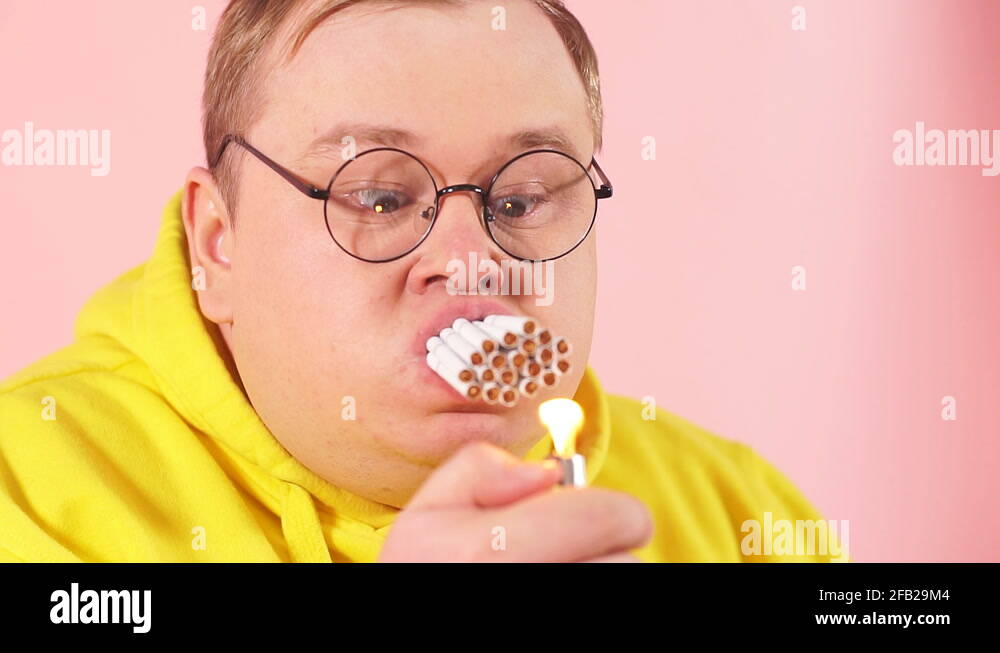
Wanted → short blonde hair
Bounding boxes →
[203,0,604,217]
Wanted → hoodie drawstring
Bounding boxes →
[280,484,333,563]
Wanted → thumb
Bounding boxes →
[406,441,560,511]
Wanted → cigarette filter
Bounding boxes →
[424,313,573,408]
[499,368,517,386]
[473,365,495,383]
[499,385,519,407]
[518,377,539,397]
[426,338,475,381]
[474,320,518,347]
[484,314,537,336]
[453,318,498,353]
[440,328,484,366]
[481,383,501,404]
[426,352,480,398]
[507,350,527,371]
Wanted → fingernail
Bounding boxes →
[540,459,560,474]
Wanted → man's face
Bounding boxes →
[215,0,597,507]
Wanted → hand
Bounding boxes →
[378,441,653,562]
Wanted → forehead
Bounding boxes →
[257,0,594,163]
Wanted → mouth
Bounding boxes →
[416,304,573,408]
[410,299,522,360]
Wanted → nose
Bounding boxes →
[404,186,506,296]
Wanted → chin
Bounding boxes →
[382,409,538,466]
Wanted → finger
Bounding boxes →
[406,441,561,511]
[486,487,654,562]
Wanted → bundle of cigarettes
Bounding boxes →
[426,314,572,407]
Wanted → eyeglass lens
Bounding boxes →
[323,149,598,261]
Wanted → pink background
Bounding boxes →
[1,1,997,561]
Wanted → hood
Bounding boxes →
[73,190,612,562]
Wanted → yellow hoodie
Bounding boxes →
[0,192,844,563]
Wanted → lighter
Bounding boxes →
[538,398,587,487]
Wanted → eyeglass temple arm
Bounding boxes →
[591,157,613,199]
[213,135,329,200]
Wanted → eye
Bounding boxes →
[355,188,409,214]
[491,194,545,219]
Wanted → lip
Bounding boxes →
[410,298,525,360]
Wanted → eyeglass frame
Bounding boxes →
[211,134,614,263]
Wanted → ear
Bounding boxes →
[182,167,234,325]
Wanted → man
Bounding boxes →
[0,0,842,562]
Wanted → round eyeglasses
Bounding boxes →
[212,135,613,263]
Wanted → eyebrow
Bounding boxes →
[296,122,585,164]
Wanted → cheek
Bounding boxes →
[520,251,596,365]
[229,211,407,379]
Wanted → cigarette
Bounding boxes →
[499,368,517,386]
[507,350,526,371]
[481,383,501,404]
[473,365,496,383]
[426,336,475,378]
[426,352,480,398]
[423,316,571,407]
[499,385,519,407]
[484,314,537,336]
[488,350,508,369]
[453,318,498,353]
[519,338,538,355]
[474,320,518,347]
[440,327,484,366]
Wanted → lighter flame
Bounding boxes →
[538,398,584,458]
